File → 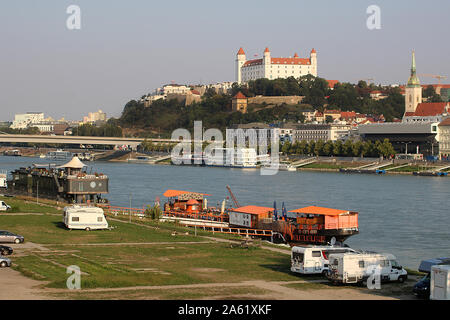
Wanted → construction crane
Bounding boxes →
[226,185,241,208]
[419,74,447,85]
[361,78,374,85]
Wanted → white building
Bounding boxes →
[293,124,351,143]
[82,110,107,123]
[156,84,191,95]
[236,47,317,84]
[11,112,44,129]
[31,123,54,133]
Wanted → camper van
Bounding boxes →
[63,205,108,231]
[327,252,408,284]
[291,245,357,275]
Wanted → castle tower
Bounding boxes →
[236,47,246,84]
[310,48,317,76]
[405,50,422,114]
[263,47,271,78]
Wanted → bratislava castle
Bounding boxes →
[235,47,317,84]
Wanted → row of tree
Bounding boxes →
[281,139,395,158]
[73,122,123,137]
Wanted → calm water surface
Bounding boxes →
[1,156,449,269]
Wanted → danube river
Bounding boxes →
[1,156,449,269]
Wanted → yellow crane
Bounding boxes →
[419,74,447,85]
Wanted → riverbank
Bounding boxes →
[0,196,423,300]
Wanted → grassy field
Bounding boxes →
[0,196,420,299]
[0,195,61,214]
[1,196,301,294]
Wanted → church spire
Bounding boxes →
[407,50,420,87]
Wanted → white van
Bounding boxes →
[291,245,357,275]
[0,201,11,211]
[63,205,108,231]
[327,252,408,284]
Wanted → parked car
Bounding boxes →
[0,230,24,244]
[413,273,430,299]
[0,245,13,255]
[0,256,11,268]
[0,201,11,211]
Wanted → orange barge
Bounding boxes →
[162,189,359,245]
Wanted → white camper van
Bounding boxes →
[63,205,108,231]
[327,252,408,284]
[291,245,357,275]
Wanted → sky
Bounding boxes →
[0,0,449,122]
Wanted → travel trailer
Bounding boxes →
[63,205,108,231]
[291,245,357,275]
[327,252,408,284]
[0,171,7,188]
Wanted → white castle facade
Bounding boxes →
[235,47,317,84]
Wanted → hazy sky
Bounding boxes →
[1,0,449,121]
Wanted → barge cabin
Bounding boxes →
[9,156,108,204]
[163,189,228,222]
[286,206,359,244]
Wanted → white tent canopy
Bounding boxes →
[58,156,87,169]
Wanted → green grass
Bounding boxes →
[12,243,302,289]
[301,163,344,169]
[0,196,61,214]
[49,286,270,300]
[0,214,203,244]
[390,165,437,172]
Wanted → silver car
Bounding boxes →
[0,230,24,244]
[0,256,11,268]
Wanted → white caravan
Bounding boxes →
[63,205,108,231]
[327,252,408,284]
[291,245,357,275]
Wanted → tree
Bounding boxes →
[323,141,334,156]
[333,140,343,156]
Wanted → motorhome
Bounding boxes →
[327,252,408,284]
[291,245,357,275]
[63,205,108,231]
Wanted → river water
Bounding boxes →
[1,156,449,269]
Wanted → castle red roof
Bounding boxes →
[264,47,270,53]
[237,47,245,55]
[311,48,317,54]
[271,57,310,65]
[242,58,263,67]
[242,57,311,67]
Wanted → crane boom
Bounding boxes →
[226,185,240,208]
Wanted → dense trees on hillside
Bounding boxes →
[119,76,406,135]
[73,121,122,137]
